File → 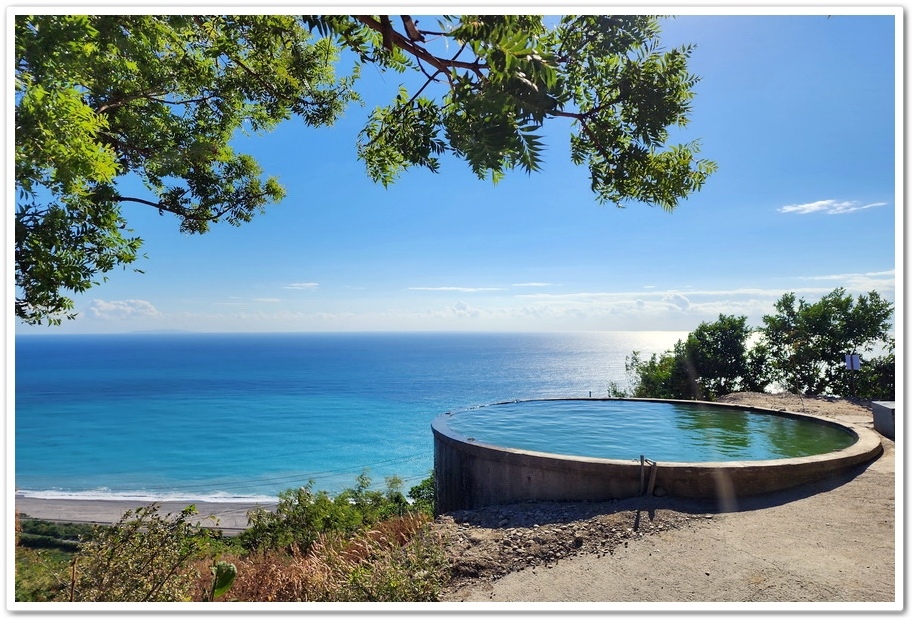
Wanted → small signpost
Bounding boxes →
[845,353,860,396]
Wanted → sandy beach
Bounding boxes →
[14,496,275,536]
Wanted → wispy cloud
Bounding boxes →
[514,281,893,304]
[801,270,894,281]
[778,199,887,215]
[284,282,319,290]
[512,282,561,288]
[408,286,505,292]
[514,287,804,301]
[798,269,896,292]
[88,299,162,320]
[450,300,480,318]
[663,293,692,311]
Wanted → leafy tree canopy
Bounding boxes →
[756,288,894,396]
[15,14,716,324]
[684,314,755,399]
[620,314,757,401]
[618,289,895,400]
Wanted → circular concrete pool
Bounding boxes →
[431,398,883,513]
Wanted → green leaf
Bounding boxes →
[209,561,237,600]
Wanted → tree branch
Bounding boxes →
[96,91,171,114]
[111,195,227,222]
[354,15,487,78]
[576,117,617,166]
[111,195,171,211]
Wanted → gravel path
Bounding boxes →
[434,393,899,608]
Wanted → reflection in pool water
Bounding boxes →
[444,399,856,462]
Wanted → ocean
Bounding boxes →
[13,331,685,503]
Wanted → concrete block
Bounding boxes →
[872,401,895,440]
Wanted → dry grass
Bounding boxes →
[194,513,448,602]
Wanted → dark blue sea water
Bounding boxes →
[14,331,685,503]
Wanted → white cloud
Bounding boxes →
[408,286,505,292]
[284,282,319,290]
[58,266,894,334]
[663,293,691,310]
[512,282,560,288]
[514,283,882,303]
[778,199,887,215]
[88,299,162,320]
[802,269,894,281]
[797,270,896,293]
[449,300,480,318]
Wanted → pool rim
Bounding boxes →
[432,396,870,466]
[431,397,884,512]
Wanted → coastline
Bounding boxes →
[14,494,276,536]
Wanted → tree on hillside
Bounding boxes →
[756,288,894,396]
[621,340,696,400]
[616,290,894,400]
[855,338,895,400]
[15,14,716,325]
[620,314,759,401]
[684,314,756,399]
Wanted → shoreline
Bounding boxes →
[14,494,276,535]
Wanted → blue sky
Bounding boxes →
[10,7,902,335]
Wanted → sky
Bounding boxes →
[8,5,902,335]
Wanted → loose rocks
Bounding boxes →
[433,499,708,593]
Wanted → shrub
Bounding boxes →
[216,513,446,602]
[18,518,91,542]
[408,472,436,516]
[328,516,448,601]
[14,546,72,602]
[16,518,88,554]
[71,504,213,602]
[855,348,895,400]
[240,472,416,554]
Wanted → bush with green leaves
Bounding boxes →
[407,472,436,516]
[16,518,88,553]
[240,472,416,554]
[854,341,895,400]
[71,504,215,602]
[14,546,72,602]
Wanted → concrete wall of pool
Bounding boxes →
[432,398,883,513]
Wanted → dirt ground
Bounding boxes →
[435,393,899,608]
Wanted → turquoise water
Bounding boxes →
[14,331,686,502]
[442,399,856,462]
